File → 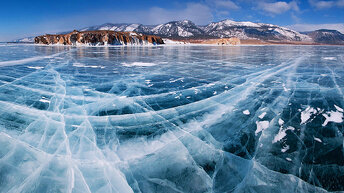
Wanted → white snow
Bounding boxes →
[300,106,317,125]
[282,83,290,92]
[334,104,343,112]
[281,145,290,152]
[27,66,44,70]
[273,129,287,143]
[322,111,343,126]
[278,118,285,126]
[177,26,193,37]
[220,19,261,28]
[243,110,250,115]
[274,28,297,40]
[314,137,322,143]
[322,57,337,60]
[125,24,140,32]
[258,112,266,119]
[273,126,295,143]
[129,32,138,36]
[162,39,188,45]
[73,63,105,69]
[122,62,157,67]
[39,98,50,103]
[255,121,270,135]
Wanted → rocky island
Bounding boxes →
[34,30,164,46]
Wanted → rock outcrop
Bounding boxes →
[34,30,164,46]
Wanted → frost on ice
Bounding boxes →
[0,45,343,193]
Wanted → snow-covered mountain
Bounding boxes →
[303,29,344,44]
[77,19,313,41]
[13,37,35,43]
[17,19,344,44]
[204,19,311,41]
[81,23,152,34]
[151,20,205,38]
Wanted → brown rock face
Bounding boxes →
[35,30,164,45]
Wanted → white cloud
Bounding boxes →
[213,0,240,9]
[287,23,344,33]
[33,3,213,34]
[338,0,344,6]
[147,3,213,25]
[258,1,299,15]
[309,0,344,9]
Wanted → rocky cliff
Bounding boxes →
[34,30,164,46]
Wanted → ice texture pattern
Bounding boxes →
[0,44,344,193]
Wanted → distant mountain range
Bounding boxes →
[302,29,344,45]
[14,19,344,45]
[13,37,35,43]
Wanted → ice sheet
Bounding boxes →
[0,45,343,192]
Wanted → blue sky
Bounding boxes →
[0,0,343,41]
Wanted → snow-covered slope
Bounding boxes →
[13,37,35,43]
[80,19,312,41]
[20,19,340,43]
[81,23,152,34]
[151,20,205,37]
[204,19,311,41]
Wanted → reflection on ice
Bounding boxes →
[0,44,344,192]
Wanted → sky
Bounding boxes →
[0,0,343,41]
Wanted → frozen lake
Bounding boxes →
[0,44,343,192]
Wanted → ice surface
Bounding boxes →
[0,44,343,192]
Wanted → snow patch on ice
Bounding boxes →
[334,104,343,112]
[282,83,290,92]
[300,106,318,124]
[322,111,343,126]
[122,62,157,67]
[258,112,266,119]
[255,121,269,135]
[243,110,250,115]
[278,118,285,126]
[273,126,295,143]
[27,66,44,69]
[281,145,290,152]
[322,57,337,60]
[73,62,105,69]
[39,98,50,103]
